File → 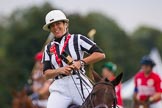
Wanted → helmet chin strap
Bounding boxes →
[61,22,68,37]
[65,22,69,33]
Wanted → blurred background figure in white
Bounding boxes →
[31,51,52,108]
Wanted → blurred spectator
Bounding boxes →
[30,52,52,108]
[101,62,123,108]
[133,56,162,108]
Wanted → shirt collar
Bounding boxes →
[53,32,69,44]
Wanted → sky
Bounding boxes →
[0,0,162,33]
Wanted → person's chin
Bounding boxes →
[55,34,62,38]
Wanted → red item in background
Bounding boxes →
[110,77,123,107]
[134,71,162,101]
[35,52,43,61]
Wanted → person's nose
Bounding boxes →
[53,24,58,29]
[51,23,58,30]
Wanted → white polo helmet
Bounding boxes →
[43,10,69,31]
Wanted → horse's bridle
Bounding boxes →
[88,81,117,108]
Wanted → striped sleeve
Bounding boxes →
[42,44,50,62]
[79,35,103,54]
[79,35,96,53]
[42,44,53,72]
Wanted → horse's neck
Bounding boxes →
[12,97,33,108]
[12,98,20,108]
[25,97,33,108]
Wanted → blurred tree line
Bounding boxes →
[0,2,162,108]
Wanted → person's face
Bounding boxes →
[49,21,67,38]
[141,64,152,74]
[102,68,113,78]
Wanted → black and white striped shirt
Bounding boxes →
[42,33,103,72]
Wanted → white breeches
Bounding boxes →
[33,99,48,107]
[47,75,92,108]
[150,100,162,108]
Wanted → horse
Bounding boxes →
[69,71,123,108]
[12,89,35,108]
[12,71,122,108]
[133,100,149,108]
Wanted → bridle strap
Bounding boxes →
[95,104,108,108]
[94,82,114,88]
[78,71,85,99]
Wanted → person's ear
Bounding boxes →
[64,22,68,28]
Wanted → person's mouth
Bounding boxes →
[55,30,59,34]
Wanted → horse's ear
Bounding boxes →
[111,72,123,86]
[92,69,102,82]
